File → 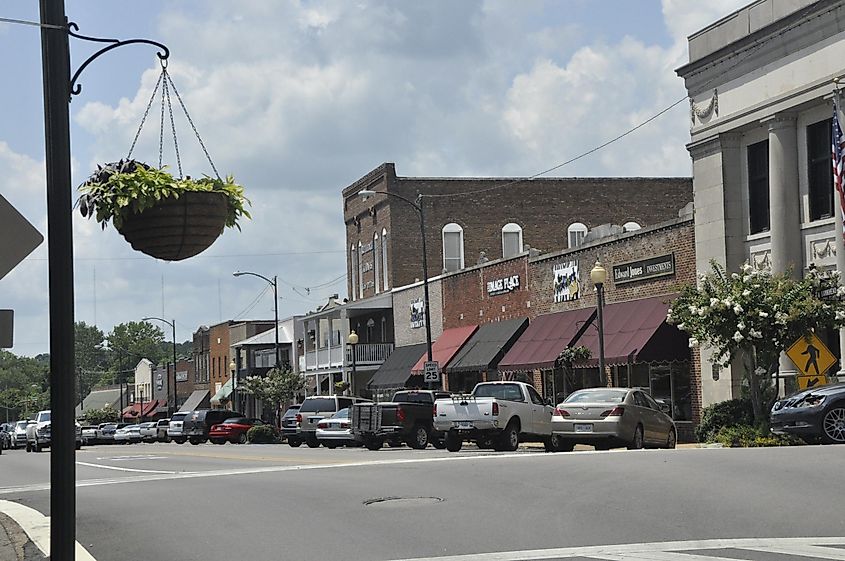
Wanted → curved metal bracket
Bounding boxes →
[67,22,170,98]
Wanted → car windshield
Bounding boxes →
[171,413,187,421]
[300,398,335,412]
[16,421,28,430]
[283,407,300,417]
[564,390,628,404]
[39,412,51,422]
[332,408,349,419]
[222,417,249,425]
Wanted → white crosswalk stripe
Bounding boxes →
[389,537,845,561]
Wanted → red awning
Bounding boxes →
[498,307,596,372]
[411,325,478,372]
[573,295,688,367]
[121,399,161,419]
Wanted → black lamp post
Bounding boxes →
[233,271,280,368]
[142,317,178,416]
[347,330,358,394]
[229,359,237,413]
[590,260,608,383]
[357,189,435,386]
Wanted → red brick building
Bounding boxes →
[343,163,692,304]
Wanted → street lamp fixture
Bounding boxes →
[590,260,608,383]
[142,316,178,416]
[233,271,280,370]
[347,331,358,395]
[357,189,435,386]
[229,359,237,413]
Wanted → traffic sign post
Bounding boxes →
[796,374,829,390]
[424,361,440,384]
[786,332,837,378]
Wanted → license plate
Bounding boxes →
[457,421,473,429]
[574,424,593,433]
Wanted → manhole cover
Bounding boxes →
[363,496,444,507]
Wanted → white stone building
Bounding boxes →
[677,0,845,406]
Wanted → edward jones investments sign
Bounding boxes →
[612,254,675,285]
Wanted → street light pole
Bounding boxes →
[357,190,435,384]
[142,317,178,416]
[233,271,280,368]
[590,260,608,385]
[229,359,237,413]
[347,331,358,395]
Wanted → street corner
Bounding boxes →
[0,511,45,561]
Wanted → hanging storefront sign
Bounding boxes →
[156,372,164,391]
[486,274,520,296]
[176,370,188,382]
[410,298,426,329]
[612,253,675,284]
[553,261,579,302]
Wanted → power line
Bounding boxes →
[0,17,65,30]
[232,283,271,320]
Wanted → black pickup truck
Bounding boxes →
[352,390,450,450]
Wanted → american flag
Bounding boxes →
[833,101,845,242]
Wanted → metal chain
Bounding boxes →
[162,68,183,178]
[126,70,164,161]
[164,71,221,179]
[158,69,166,169]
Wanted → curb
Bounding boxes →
[0,512,45,561]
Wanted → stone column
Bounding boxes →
[765,114,802,382]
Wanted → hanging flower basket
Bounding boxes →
[78,160,249,261]
[77,61,249,261]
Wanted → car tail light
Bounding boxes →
[396,406,406,422]
[340,422,350,429]
[210,424,219,431]
[296,414,302,424]
[553,407,570,417]
[601,406,625,417]
[317,422,328,429]
[433,404,437,417]
[492,402,499,416]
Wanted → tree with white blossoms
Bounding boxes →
[667,261,845,427]
[239,367,305,426]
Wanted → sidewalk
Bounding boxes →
[0,512,44,561]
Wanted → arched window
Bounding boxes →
[622,221,641,233]
[381,228,389,291]
[373,233,380,294]
[357,241,364,299]
[350,244,358,301]
[568,222,587,249]
[502,223,523,259]
[442,223,464,273]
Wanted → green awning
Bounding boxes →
[211,377,233,404]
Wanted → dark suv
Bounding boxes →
[182,409,243,445]
[281,405,301,445]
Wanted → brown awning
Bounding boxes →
[573,295,688,367]
[498,308,596,372]
[411,325,478,372]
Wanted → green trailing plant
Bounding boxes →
[557,345,591,366]
[78,160,250,230]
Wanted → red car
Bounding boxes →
[209,417,273,444]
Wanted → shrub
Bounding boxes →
[695,398,754,442]
[711,424,801,447]
[247,425,277,444]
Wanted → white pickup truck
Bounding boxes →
[25,410,83,452]
[433,381,555,452]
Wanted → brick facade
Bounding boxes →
[343,163,693,302]
[441,255,533,329]
[208,322,232,399]
[392,278,444,347]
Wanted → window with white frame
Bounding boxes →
[373,233,380,294]
[501,223,523,258]
[350,244,358,301]
[567,222,587,248]
[358,241,364,298]
[442,223,465,273]
[622,221,641,233]
[381,228,389,291]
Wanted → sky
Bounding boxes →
[0,0,749,357]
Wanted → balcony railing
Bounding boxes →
[348,343,394,365]
[299,342,394,371]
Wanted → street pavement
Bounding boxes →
[0,441,843,560]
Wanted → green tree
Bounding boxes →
[240,368,305,425]
[0,350,50,420]
[82,405,119,425]
[105,321,166,379]
[668,262,845,426]
[76,321,107,402]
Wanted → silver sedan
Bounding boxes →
[549,388,676,451]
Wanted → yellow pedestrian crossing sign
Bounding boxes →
[786,332,837,378]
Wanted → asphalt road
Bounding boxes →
[1,441,844,560]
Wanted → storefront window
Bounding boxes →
[566,367,602,394]
[671,362,692,422]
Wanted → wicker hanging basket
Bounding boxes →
[116,191,229,261]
